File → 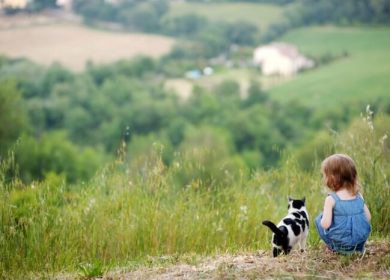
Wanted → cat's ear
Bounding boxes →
[288,196,293,202]
[302,197,306,203]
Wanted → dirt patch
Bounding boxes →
[0,17,174,71]
[105,240,390,279]
[164,79,194,101]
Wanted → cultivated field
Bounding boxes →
[165,2,284,30]
[0,22,175,71]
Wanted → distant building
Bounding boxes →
[0,0,29,9]
[56,0,72,11]
[253,42,314,76]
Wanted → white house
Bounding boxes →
[253,42,314,76]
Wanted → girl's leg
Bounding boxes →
[315,214,334,250]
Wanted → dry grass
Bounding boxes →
[103,240,389,279]
[0,18,174,71]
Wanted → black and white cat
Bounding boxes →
[262,197,309,257]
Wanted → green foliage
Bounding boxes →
[263,0,390,42]
[28,0,58,12]
[41,63,74,97]
[73,0,118,23]
[77,261,108,279]
[242,81,268,106]
[119,2,161,32]
[74,0,169,33]
[0,80,28,155]
[14,132,105,183]
[214,79,241,101]
[225,21,259,46]
[293,130,334,170]
[162,14,208,37]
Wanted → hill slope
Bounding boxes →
[268,26,390,108]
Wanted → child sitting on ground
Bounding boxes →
[315,154,371,254]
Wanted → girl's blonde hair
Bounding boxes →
[321,154,360,194]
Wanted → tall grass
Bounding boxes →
[0,112,389,277]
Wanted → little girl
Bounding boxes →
[315,154,371,254]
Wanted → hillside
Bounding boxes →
[166,25,390,110]
[0,22,174,71]
[268,26,390,108]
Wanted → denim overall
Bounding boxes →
[315,192,371,254]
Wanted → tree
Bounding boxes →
[225,21,259,46]
[27,0,58,12]
[215,80,241,101]
[162,14,208,37]
[243,81,268,106]
[40,63,74,97]
[0,80,28,155]
[14,132,104,183]
[119,3,160,32]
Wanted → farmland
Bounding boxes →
[0,23,174,71]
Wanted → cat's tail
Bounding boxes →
[262,220,286,237]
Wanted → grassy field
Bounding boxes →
[165,2,285,30]
[0,23,174,71]
[268,26,390,108]
[1,114,389,278]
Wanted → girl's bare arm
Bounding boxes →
[364,204,371,221]
[320,195,335,230]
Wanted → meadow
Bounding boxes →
[165,2,285,30]
[1,111,389,278]
[269,26,390,108]
[0,23,174,71]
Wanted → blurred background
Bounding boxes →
[0,0,389,182]
[1,0,390,276]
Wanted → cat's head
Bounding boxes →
[287,197,306,212]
